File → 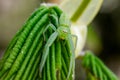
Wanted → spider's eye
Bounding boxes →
[63,30,68,33]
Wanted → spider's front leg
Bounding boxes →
[42,23,56,41]
[39,31,58,73]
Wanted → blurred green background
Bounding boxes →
[0,0,120,79]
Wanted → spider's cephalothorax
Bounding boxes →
[57,13,71,40]
[57,26,70,40]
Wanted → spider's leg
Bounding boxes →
[71,34,78,50]
[39,31,58,73]
[43,23,56,41]
[67,35,75,80]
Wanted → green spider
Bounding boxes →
[39,13,76,79]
